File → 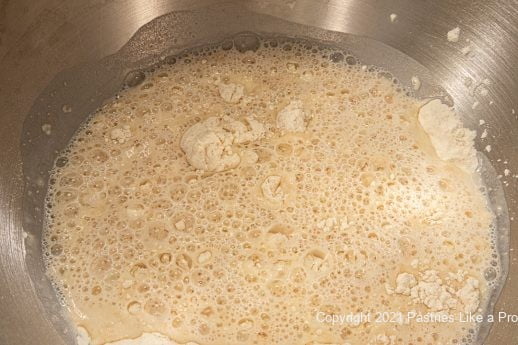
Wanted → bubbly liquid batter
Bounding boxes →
[43,39,498,345]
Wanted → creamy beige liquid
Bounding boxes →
[43,40,497,345]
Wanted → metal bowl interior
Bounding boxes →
[0,1,517,344]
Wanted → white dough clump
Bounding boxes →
[276,100,308,132]
[218,82,245,103]
[180,116,266,172]
[447,27,461,42]
[392,271,480,313]
[394,272,417,295]
[418,99,477,173]
[456,277,480,313]
[410,270,457,311]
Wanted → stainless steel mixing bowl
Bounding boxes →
[1,1,517,344]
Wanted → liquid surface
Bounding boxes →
[44,39,498,345]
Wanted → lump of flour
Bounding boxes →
[409,270,457,311]
[418,99,477,173]
[180,116,266,172]
[276,100,308,132]
[394,272,417,295]
[218,82,244,103]
[456,277,481,313]
[447,27,461,42]
[390,270,480,313]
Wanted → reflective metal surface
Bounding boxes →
[0,1,517,344]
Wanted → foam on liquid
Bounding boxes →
[43,39,499,345]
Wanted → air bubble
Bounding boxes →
[89,149,108,163]
[197,323,209,336]
[148,223,169,240]
[345,55,357,65]
[127,301,141,314]
[329,52,344,63]
[159,253,172,264]
[144,298,166,316]
[176,253,193,270]
[92,256,111,273]
[169,184,187,201]
[233,33,260,53]
[55,156,68,168]
[267,280,287,297]
[484,267,497,281]
[169,268,183,281]
[130,263,148,278]
[50,244,63,256]
[238,318,254,330]
[124,71,146,88]
[219,183,239,200]
[197,251,212,264]
[191,269,210,286]
[276,143,293,156]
